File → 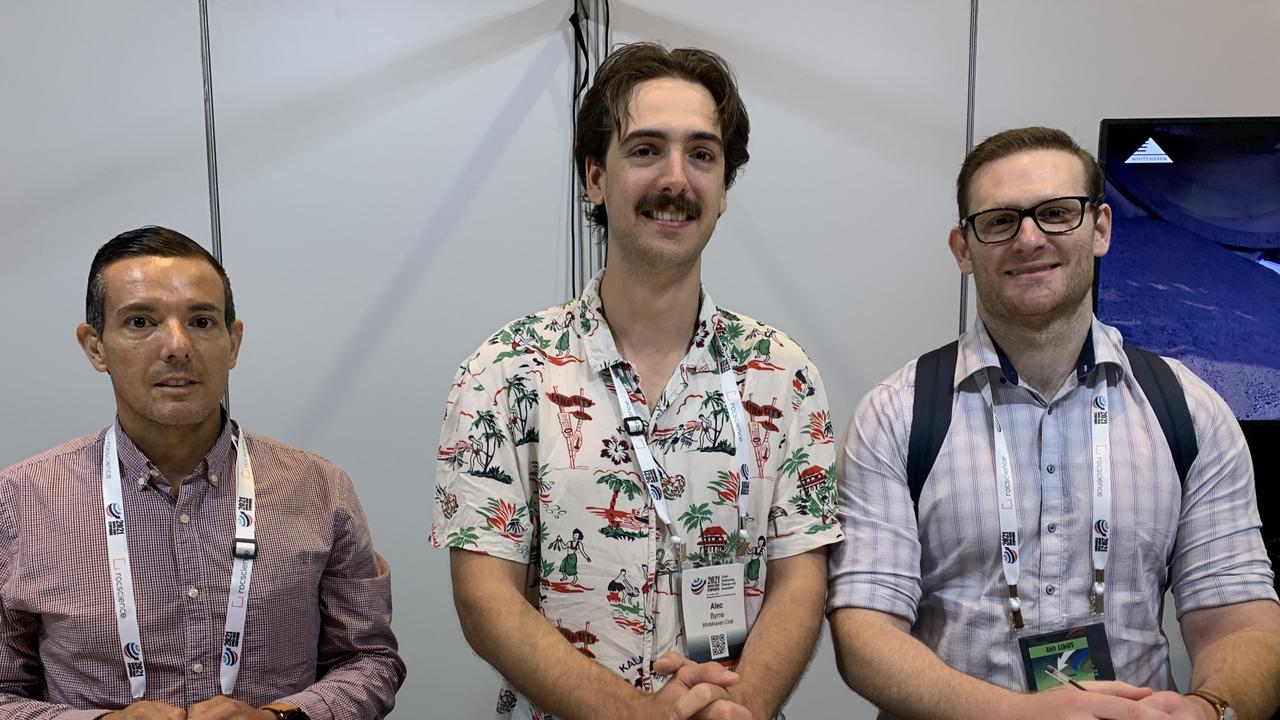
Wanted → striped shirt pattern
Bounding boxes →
[829,318,1276,693]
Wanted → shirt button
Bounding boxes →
[1047,407,1054,415]
[192,662,204,674]
[1047,523,1057,533]
[209,473,219,485]
[1045,585,1056,595]
[178,513,190,525]
[1046,464,1056,474]
[187,587,199,599]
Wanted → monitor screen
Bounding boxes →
[1096,117,1280,421]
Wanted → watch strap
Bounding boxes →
[1186,689,1228,720]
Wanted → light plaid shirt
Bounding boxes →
[829,318,1276,695]
[0,419,404,720]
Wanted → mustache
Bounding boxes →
[636,193,701,219]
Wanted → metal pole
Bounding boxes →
[197,0,230,410]
[959,0,979,336]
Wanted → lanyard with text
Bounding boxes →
[608,339,752,564]
[978,375,1112,630]
[101,425,258,698]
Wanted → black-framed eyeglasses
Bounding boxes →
[960,195,1102,244]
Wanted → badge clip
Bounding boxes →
[1008,587,1024,629]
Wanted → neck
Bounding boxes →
[118,411,224,485]
[598,260,703,361]
[979,304,1094,398]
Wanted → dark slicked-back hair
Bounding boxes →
[574,42,750,232]
[956,126,1103,219]
[86,226,235,335]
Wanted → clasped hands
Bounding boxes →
[1025,681,1218,720]
[101,695,277,720]
[646,650,754,720]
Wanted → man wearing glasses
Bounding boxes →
[828,127,1280,719]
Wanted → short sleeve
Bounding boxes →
[431,347,537,564]
[766,358,844,559]
[1168,362,1278,615]
[826,366,924,623]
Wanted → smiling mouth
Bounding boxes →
[643,209,692,222]
[1007,263,1059,276]
[154,379,199,388]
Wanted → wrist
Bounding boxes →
[261,705,310,720]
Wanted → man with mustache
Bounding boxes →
[433,43,842,719]
[0,227,404,718]
[828,127,1280,719]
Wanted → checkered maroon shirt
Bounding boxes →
[0,420,404,719]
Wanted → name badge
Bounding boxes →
[680,562,748,663]
[1017,622,1115,692]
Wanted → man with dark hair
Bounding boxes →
[434,43,841,719]
[0,226,404,719]
[829,127,1280,719]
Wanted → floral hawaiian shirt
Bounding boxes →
[431,272,843,719]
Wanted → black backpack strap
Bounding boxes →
[907,341,959,509]
[1122,344,1199,485]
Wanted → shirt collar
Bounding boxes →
[112,412,238,492]
[577,270,721,374]
[956,316,1120,389]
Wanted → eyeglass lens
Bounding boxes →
[973,197,1086,243]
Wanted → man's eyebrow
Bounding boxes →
[113,301,223,315]
[620,129,724,147]
[114,301,157,315]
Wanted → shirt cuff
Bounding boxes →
[270,691,330,720]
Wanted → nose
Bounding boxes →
[658,151,689,196]
[1009,215,1047,251]
[159,319,193,361]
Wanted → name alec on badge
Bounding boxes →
[681,563,749,663]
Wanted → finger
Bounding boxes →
[1138,691,1204,715]
[691,699,754,720]
[1083,694,1175,720]
[673,661,739,690]
[1080,680,1156,700]
[654,650,696,677]
[668,682,732,720]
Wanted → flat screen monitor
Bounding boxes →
[1096,117,1280,422]
[1097,118,1280,579]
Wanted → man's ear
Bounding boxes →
[1092,202,1113,258]
[228,319,244,369]
[76,323,109,373]
[585,157,607,205]
[947,226,974,274]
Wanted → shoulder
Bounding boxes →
[0,430,105,532]
[1157,356,1239,441]
[714,307,813,367]
[462,301,586,372]
[241,431,352,487]
[0,429,104,486]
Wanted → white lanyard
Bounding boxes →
[978,374,1112,629]
[607,337,753,563]
[101,425,257,698]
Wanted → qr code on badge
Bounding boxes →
[710,632,728,659]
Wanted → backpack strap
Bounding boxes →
[1122,344,1199,485]
[906,341,959,509]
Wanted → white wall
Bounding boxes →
[2,1,1276,718]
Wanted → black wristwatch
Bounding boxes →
[267,709,310,720]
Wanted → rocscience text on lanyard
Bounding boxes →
[100,424,258,698]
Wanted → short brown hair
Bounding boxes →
[87,226,235,335]
[956,126,1103,219]
[574,42,750,232]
